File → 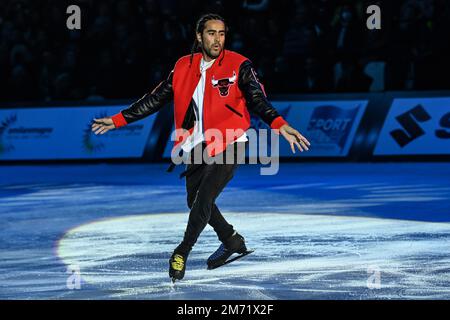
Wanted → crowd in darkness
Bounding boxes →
[1,0,450,103]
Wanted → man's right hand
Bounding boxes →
[91,117,116,135]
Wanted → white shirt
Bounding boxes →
[181,57,248,152]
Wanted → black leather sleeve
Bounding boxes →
[121,70,174,124]
[238,60,281,126]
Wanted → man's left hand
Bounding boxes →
[279,124,311,154]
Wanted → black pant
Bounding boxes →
[175,141,246,255]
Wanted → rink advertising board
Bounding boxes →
[374,97,450,155]
[0,106,155,160]
[267,100,368,157]
[162,99,368,158]
[164,100,368,158]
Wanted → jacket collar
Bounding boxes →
[192,49,227,72]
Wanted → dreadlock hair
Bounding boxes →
[190,13,228,67]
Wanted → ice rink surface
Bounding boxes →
[1,162,450,299]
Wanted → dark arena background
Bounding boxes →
[1,0,450,304]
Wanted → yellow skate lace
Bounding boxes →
[171,254,185,271]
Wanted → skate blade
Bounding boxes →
[207,250,254,270]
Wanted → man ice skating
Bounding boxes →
[91,13,310,282]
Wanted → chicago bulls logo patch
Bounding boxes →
[211,71,236,97]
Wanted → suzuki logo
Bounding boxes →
[390,105,431,147]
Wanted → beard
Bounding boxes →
[201,42,223,60]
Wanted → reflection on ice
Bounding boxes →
[58,213,450,299]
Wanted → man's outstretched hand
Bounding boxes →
[279,124,311,154]
[91,117,116,135]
